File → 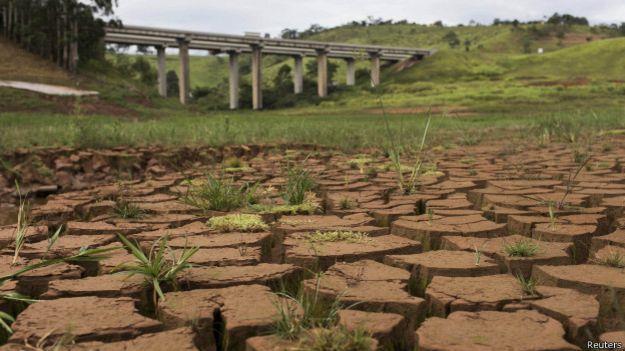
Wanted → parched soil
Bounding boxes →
[1,138,625,350]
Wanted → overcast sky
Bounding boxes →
[113,0,625,36]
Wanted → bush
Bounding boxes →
[166,71,179,97]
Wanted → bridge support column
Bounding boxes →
[293,55,303,94]
[156,45,167,97]
[316,49,328,98]
[228,50,240,110]
[369,52,381,87]
[345,58,356,86]
[251,44,263,110]
[178,39,190,105]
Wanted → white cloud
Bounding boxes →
[113,0,625,37]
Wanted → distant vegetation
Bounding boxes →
[0,0,119,71]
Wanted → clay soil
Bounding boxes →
[0,139,625,350]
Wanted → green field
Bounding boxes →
[2,108,624,153]
[1,22,625,152]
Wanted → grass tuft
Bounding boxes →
[207,214,268,232]
[299,326,372,351]
[113,199,145,219]
[504,239,540,257]
[598,250,625,268]
[273,276,343,340]
[181,174,255,212]
[249,192,319,215]
[338,197,357,210]
[115,234,198,310]
[12,182,30,265]
[306,231,370,243]
[516,273,538,296]
[283,166,316,206]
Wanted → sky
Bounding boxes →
[112,0,625,36]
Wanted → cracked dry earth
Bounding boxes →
[1,141,625,351]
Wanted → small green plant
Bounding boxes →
[207,214,268,232]
[427,208,435,224]
[338,197,356,210]
[113,199,145,219]
[473,244,482,266]
[181,174,254,212]
[116,234,199,309]
[598,249,625,268]
[504,239,539,257]
[12,182,30,265]
[223,157,243,169]
[283,166,316,205]
[306,231,370,243]
[364,168,378,181]
[273,275,343,340]
[47,225,63,251]
[548,201,557,230]
[516,273,537,296]
[249,193,319,215]
[299,326,372,351]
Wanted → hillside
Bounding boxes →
[0,38,181,115]
[115,22,625,114]
[137,22,616,89]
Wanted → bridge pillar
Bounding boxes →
[156,45,167,97]
[345,58,356,86]
[228,50,240,110]
[251,44,263,110]
[178,38,190,105]
[293,55,304,94]
[316,49,328,98]
[369,52,381,87]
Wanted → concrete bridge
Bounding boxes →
[104,25,433,109]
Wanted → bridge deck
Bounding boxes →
[105,25,433,61]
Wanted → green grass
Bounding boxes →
[516,274,538,295]
[113,200,145,219]
[2,108,625,153]
[299,326,372,351]
[116,234,199,310]
[180,174,255,212]
[206,214,268,232]
[504,239,540,257]
[273,276,343,340]
[598,250,625,268]
[306,231,370,243]
[283,166,316,205]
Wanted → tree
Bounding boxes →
[547,13,589,26]
[0,0,119,71]
[464,39,471,52]
[131,56,157,85]
[280,28,299,39]
[166,70,179,97]
[443,31,460,48]
[522,35,533,53]
[300,24,325,38]
[273,65,294,93]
